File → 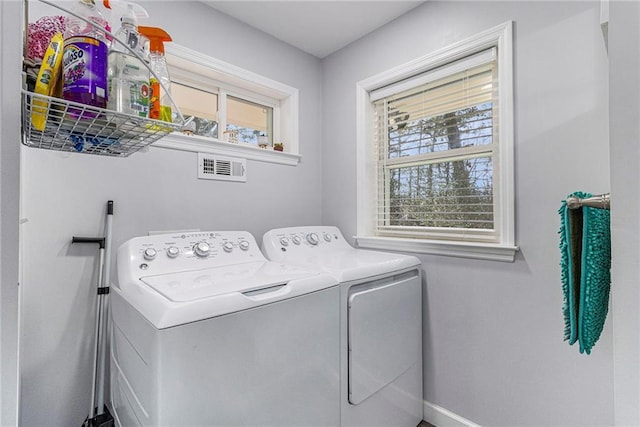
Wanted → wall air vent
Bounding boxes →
[198,153,247,182]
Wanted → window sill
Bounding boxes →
[355,236,519,262]
[155,132,301,166]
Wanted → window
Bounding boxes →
[373,50,497,240]
[170,69,276,146]
[171,81,219,138]
[356,22,517,261]
[155,44,300,166]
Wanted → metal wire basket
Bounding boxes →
[22,90,182,157]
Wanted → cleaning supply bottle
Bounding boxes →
[138,26,172,122]
[105,1,150,118]
[62,0,109,117]
[32,32,64,131]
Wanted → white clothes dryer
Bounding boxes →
[110,230,340,427]
[262,226,423,427]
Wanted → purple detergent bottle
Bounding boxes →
[62,0,109,119]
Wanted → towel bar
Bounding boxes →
[566,193,610,210]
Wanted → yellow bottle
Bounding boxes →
[32,32,64,131]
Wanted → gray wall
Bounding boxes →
[1,1,22,425]
[609,1,640,424]
[321,1,613,426]
[19,2,322,426]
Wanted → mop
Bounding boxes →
[559,192,611,354]
[72,201,115,427]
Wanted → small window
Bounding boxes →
[160,43,300,165]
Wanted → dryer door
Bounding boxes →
[347,270,421,405]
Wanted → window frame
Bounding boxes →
[355,21,518,262]
[155,44,300,166]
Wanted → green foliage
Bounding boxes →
[385,105,494,230]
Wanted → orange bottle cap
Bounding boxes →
[138,26,172,54]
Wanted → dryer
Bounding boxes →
[262,226,423,427]
[110,230,340,427]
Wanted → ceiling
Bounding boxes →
[202,1,426,58]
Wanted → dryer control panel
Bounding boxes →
[118,231,264,278]
[262,226,352,260]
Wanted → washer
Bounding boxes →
[110,230,340,427]
[262,226,423,427]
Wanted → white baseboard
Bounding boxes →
[423,400,481,427]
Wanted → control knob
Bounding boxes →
[280,237,290,246]
[193,242,210,258]
[306,233,319,245]
[143,248,157,260]
[323,232,332,242]
[239,240,250,251]
[223,242,234,253]
[292,235,302,245]
[166,247,180,258]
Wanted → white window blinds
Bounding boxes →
[372,48,499,242]
[171,82,218,121]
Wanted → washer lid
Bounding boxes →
[261,226,420,282]
[140,261,310,302]
[117,261,338,329]
[295,248,420,283]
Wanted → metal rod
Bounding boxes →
[566,193,610,210]
[23,0,29,60]
[96,201,113,415]
[90,247,105,420]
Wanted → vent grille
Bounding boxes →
[216,160,231,176]
[198,153,246,182]
[202,158,215,174]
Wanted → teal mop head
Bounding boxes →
[559,191,611,354]
[559,191,585,345]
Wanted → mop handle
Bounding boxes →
[71,233,107,420]
[103,201,113,288]
[96,200,114,415]
[71,236,106,421]
[89,248,105,420]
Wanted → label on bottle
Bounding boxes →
[148,77,171,122]
[149,77,160,120]
[123,60,149,117]
[129,77,150,117]
[62,36,107,102]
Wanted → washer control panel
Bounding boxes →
[262,226,351,262]
[118,230,263,276]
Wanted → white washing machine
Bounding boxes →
[262,226,423,427]
[110,230,340,427]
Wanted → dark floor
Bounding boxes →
[417,422,435,427]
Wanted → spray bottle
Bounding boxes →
[138,26,172,122]
[104,0,150,118]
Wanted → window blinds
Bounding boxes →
[372,48,499,241]
[171,82,218,121]
[227,96,272,133]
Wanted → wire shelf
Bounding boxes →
[21,89,182,157]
